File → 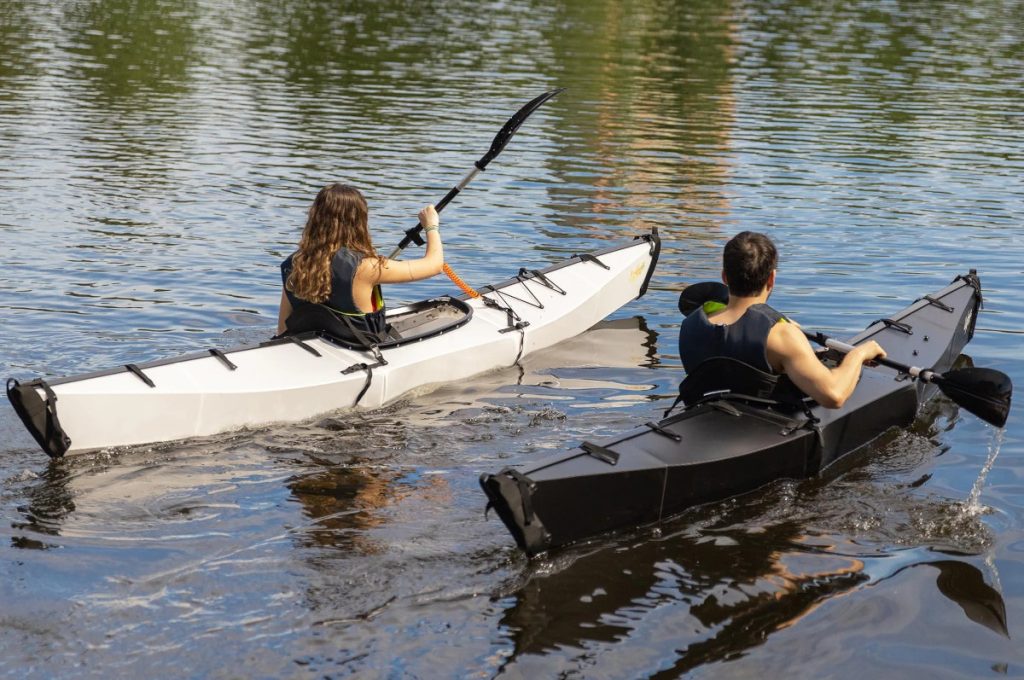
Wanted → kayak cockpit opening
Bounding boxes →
[284,296,473,352]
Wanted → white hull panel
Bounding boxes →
[9,233,660,456]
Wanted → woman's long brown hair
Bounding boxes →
[287,184,381,303]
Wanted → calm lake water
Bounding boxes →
[2,0,1023,677]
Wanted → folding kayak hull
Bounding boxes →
[481,272,982,556]
[8,231,660,457]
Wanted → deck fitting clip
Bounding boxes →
[710,400,742,417]
[288,336,323,357]
[874,318,913,335]
[580,441,620,466]
[208,348,238,370]
[645,421,682,442]
[918,295,954,313]
[125,364,155,388]
[575,253,611,270]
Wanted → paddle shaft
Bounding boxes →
[804,330,937,382]
[388,88,564,260]
[387,164,481,259]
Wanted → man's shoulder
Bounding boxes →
[750,303,788,324]
[767,316,804,350]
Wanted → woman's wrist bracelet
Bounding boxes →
[424,225,439,233]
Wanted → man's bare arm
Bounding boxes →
[768,322,885,408]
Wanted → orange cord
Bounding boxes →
[443,263,480,298]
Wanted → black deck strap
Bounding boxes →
[341,362,376,405]
[208,348,238,370]
[874,318,913,335]
[917,295,954,313]
[954,269,981,300]
[519,268,567,295]
[575,253,611,270]
[338,315,387,365]
[479,290,530,335]
[512,324,526,365]
[580,440,620,466]
[500,320,530,335]
[480,293,517,327]
[504,468,537,526]
[7,378,72,458]
[636,228,661,298]
[779,415,818,436]
[644,421,682,442]
[125,364,155,388]
[955,269,983,339]
[663,394,684,418]
[288,336,322,357]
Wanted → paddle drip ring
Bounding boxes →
[443,263,480,298]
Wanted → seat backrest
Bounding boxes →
[678,356,783,406]
[284,303,383,347]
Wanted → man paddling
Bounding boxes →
[679,231,886,408]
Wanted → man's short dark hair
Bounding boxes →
[723,231,777,297]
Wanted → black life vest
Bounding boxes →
[281,248,389,342]
[679,301,786,374]
[676,301,804,408]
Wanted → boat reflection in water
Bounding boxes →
[8,315,658,559]
[493,373,1008,674]
[283,315,660,556]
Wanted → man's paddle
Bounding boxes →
[388,88,564,260]
[677,281,1013,428]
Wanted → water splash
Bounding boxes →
[964,427,1006,516]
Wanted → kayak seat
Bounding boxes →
[676,356,808,410]
[281,297,475,352]
[284,303,392,348]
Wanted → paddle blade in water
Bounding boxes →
[935,367,1013,428]
[678,281,729,317]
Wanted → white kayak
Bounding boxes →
[8,231,660,457]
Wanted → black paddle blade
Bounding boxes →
[678,281,729,317]
[478,88,564,169]
[935,367,1013,428]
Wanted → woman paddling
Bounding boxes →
[277,183,443,337]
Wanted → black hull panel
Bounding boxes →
[482,272,983,556]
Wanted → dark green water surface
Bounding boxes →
[1,1,1022,677]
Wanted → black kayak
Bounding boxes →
[481,272,988,556]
